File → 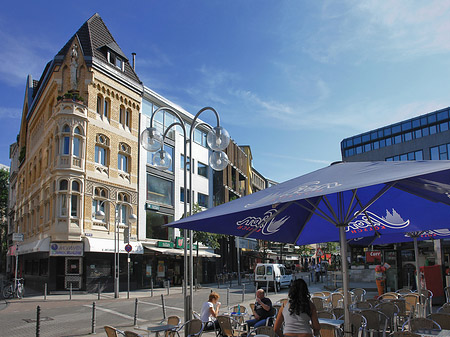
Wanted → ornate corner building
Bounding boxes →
[9,13,143,291]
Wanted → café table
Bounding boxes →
[318,318,344,328]
[418,329,450,337]
[139,324,178,337]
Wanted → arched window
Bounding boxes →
[71,180,81,217]
[95,134,109,167]
[97,95,103,115]
[104,99,110,120]
[59,179,69,216]
[118,192,130,225]
[118,143,130,173]
[62,125,71,155]
[92,187,108,224]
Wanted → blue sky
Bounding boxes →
[2,1,450,182]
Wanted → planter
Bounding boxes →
[376,278,385,296]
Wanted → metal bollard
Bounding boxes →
[91,302,96,334]
[36,305,41,337]
[97,283,101,300]
[166,280,170,295]
[161,294,166,320]
[242,284,245,302]
[217,277,220,289]
[70,283,72,300]
[151,279,154,297]
[226,288,230,307]
[44,283,47,301]
[266,280,269,295]
[230,276,232,288]
[134,298,139,326]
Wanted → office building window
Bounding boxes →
[147,174,173,206]
[198,192,208,208]
[147,144,174,172]
[430,143,450,160]
[180,187,191,203]
[198,162,208,178]
[146,211,173,240]
[181,155,192,171]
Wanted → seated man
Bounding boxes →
[246,289,274,328]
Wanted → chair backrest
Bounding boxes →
[192,311,201,320]
[427,313,450,330]
[390,299,407,316]
[312,296,325,311]
[255,326,276,337]
[396,288,412,295]
[312,291,326,297]
[331,308,344,320]
[231,305,247,314]
[317,311,336,319]
[217,316,233,337]
[391,332,420,337]
[349,312,367,336]
[185,319,204,337]
[165,316,181,337]
[104,326,122,337]
[265,308,278,326]
[319,322,343,337]
[353,301,372,310]
[124,331,142,337]
[359,309,388,332]
[250,303,255,313]
[375,302,399,331]
[331,292,344,308]
[378,292,398,300]
[351,288,366,302]
[403,317,441,333]
[438,303,450,313]
[403,293,419,315]
[444,286,450,303]
[365,298,381,307]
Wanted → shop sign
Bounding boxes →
[12,233,24,242]
[366,250,382,263]
[157,241,174,248]
[49,242,84,256]
[146,203,160,211]
[174,237,197,249]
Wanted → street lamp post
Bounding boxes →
[141,106,230,322]
[95,201,137,299]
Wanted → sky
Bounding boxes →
[2,1,450,183]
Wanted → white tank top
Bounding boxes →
[282,303,313,334]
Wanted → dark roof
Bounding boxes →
[56,13,140,83]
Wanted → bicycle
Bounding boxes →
[2,278,25,299]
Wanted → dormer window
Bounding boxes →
[107,51,124,71]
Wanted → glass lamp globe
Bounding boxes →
[95,210,106,221]
[207,126,230,151]
[153,149,172,170]
[140,127,162,152]
[209,151,229,171]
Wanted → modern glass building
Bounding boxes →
[341,107,450,161]
[340,106,450,294]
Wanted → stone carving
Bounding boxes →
[70,45,79,90]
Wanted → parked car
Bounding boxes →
[254,263,293,291]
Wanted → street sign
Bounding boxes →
[125,244,132,253]
[12,233,24,242]
[316,247,323,256]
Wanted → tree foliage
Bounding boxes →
[0,169,9,273]
[189,203,225,249]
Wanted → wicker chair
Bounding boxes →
[319,322,343,337]
[330,292,344,308]
[378,292,399,301]
[104,326,125,337]
[217,315,246,337]
[359,309,389,337]
[438,303,450,313]
[124,332,143,337]
[402,317,441,334]
[427,313,450,330]
[331,308,344,320]
[351,288,366,302]
[312,296,326,311]
[250,326,276,337]
[348,312,367,337]
[178,319,204,337]
[375,302,400,332]
[391,332,420,337]
[396,288,412,296]
[444,286,450,303]
[317,310,336,319]
[352,301,372,310]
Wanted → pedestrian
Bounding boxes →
[274,279,320,337]
[315,263,321,283]
[246,289,274,328]
[200,291,221,331]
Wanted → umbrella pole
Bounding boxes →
[414,236,423,316]
[339,226,351,337]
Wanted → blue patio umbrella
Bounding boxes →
[166,160,450,336]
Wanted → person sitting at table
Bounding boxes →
[200,291,221,331]
[274,279,320,337]
[246,289,274,328]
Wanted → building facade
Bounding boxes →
[9,14,143,292]
[341,106,450,292]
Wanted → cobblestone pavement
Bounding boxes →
[0,273,377,336]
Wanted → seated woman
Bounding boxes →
[200,291,221,331]
[274,279,320,337]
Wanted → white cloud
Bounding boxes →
[0,31,51,87]
[0,107,21,119]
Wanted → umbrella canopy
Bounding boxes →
[349,228,450,246]
[167,160,450,336]
[168,161,450,244]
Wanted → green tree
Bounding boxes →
[188,203,225,249]
[0,169,9,273]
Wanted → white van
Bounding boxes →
[254,263,293,291]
